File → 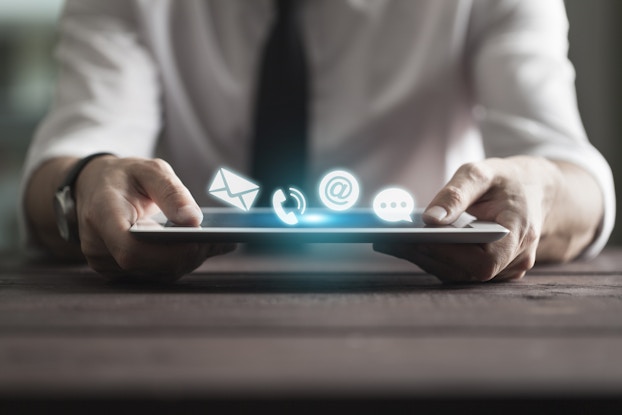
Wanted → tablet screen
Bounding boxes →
[131,208,507,244]
[166,209,437,229]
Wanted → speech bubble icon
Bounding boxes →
[372,188,415,223]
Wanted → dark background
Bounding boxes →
[0,0,620,250]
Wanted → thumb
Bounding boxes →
[134,159,203,226]
[423,162,491,225]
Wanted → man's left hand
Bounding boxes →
[374,156,565,282]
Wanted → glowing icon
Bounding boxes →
[318,169,360,211]
[272,187,307,225]
[373,188,415,223]
[208,167,260,212]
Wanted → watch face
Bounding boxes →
[54,186,77,242]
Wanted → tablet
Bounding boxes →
[129,208,509,243]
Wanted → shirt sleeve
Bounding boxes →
[468,0,616,259]
[18,0,162,249]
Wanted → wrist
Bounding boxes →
[535,159,603,262]
[535,157,564,226]
[508,154,561,198]
[54,153,116,242]
[74,154,118,202]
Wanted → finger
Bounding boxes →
[414,207,530,282]
[82,208,198,277]
[418,243,510,282]
[210,243,238,256]
[375,241,516,282]
[80,191,212,278]
[493,244,537,281]
[407,250,474,283]
[132,159,203,226]
[374,243,472,282]
[85,241,236,281]
[423,162,493,225]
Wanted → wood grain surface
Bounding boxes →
[1,245,621,409]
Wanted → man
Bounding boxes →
[20,0,615,282]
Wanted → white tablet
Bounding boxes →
[129,208,509,244]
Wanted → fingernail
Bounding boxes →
[176,205,203,225]
[424,206,448,222]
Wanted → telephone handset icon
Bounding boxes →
[271,187,307,226]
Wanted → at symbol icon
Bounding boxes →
[318,170,360,211]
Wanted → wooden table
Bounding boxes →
[1,245,622,413]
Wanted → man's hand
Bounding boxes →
[27,156,234,281]
[374,156,603,283]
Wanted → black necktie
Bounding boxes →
[251,0,309,207]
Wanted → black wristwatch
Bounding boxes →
[53,153,114,242]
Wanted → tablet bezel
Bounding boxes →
[129,208,509,244]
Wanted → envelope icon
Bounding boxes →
[208,167,260,211]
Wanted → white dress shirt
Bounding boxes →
[21,0,615,257]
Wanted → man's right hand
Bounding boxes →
[27,156,234,281]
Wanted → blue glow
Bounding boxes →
[301,213,330,224]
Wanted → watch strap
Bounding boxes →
[57,152,114,195]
